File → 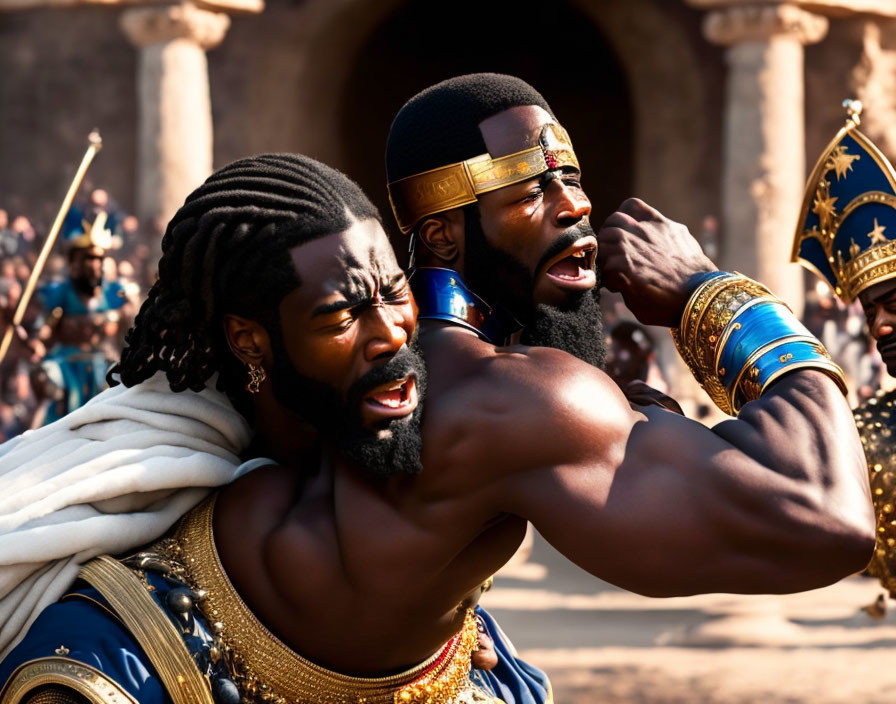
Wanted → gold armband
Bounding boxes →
[672,272,847,415]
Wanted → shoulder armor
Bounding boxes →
[78,558,213,704]
[0,657,136,704]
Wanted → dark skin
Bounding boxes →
[859,278,896,375]
[422,106,596,312]
[218,220,508,674]
[215,109,875,677]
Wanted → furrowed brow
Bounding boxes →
[311,292,371,317]
[383,272,407,288]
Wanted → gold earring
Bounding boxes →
[246,363,266,394]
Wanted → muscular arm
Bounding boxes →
[485,353,873,597]
[475,191,876,596]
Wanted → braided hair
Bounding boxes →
[116,153,379,416]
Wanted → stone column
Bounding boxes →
[704,4,828,311]
[121,3,230,227]
[852,18,896,161]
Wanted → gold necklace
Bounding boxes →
[158,495,480,704]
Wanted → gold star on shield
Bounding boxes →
[812,193,838,224]
[868,217,888,245]
[826,145,861,180]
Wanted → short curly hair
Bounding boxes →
[385,72,553,185]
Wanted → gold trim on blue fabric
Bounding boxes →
[673,273,846,414]
[729,336,834,410]
[156,496,482,704]
[79,557,215,704]
[793,102,896,300]
[0,657,137,704]
[714,296,781,381]
[59,593,124,627]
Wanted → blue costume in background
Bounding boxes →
[37,278,126,426]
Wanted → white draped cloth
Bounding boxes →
[0,373,252,658]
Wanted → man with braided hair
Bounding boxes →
[0,153,548,704]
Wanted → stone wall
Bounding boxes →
[0,6,137,226]
[805,15,867,172]
[1,0,726,238]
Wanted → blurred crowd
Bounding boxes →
[0,202,885,442]
[0,188,159,441]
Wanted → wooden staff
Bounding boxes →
[0,130,103,364]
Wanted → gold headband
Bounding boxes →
[387,123,580,234]
[69,211,112,251]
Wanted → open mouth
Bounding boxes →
[360,374,418,425]
[540,236,598,291]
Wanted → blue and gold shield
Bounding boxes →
[792,101,896,301]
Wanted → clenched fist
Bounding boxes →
[598,198,716,327]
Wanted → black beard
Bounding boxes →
[877,333,896,377]
[269,330,427,477]
[72,274,101,296]
[462,204,605,368]
[522,289,605,368]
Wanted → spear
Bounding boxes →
[0,130,103,364]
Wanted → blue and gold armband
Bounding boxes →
[671,272,847,415]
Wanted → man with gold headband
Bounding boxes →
[793,99,896,604]
[384,74,874,590]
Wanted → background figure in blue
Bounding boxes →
[34,212,131,424]
[60,189,125,242]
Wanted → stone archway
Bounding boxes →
[571,0,722,231]
[336,0,635,230]
[210,0,717,403]
[268,0,718,233]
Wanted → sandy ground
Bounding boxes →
[483,530,896,703]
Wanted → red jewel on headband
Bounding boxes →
[544,150,558,170]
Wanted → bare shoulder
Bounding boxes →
[488,344,629,413]
[425,344,639,478]
[216,463,298,539]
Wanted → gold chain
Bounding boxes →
[154,496,480,704]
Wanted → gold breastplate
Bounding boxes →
[151,495,482,704]
[856,389,896,596]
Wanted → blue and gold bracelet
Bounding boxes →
[672,272,846,415]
